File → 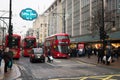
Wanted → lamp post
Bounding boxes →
[9,0,12,35]
[100,0,105,49]
[100,0,116,53]
[8,0,13,48]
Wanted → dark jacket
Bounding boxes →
[9,51,13,60]
[3,52,11,63]
[106,48,111,57]
[98,48,104,57]
[0,49,3,58]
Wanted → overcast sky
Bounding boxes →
[0,0,55,34]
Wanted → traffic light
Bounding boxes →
[100,30,109,40]
[8,25,13,36]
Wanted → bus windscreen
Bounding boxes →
[25,38,36,48]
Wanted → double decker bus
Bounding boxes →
[44,33,70,58]
[22,36,37,56]
[5,34,21,59]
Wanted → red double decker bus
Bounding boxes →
[44,33,70,58]
[22,36,37,57]
[5,34,21,60]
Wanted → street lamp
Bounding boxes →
[8,0,13,48]
[99,0,106,52]
[9,0,12,35]
[100,0,115,52]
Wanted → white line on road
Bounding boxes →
[18,65,26,71]
[16,78,23,80]
[76,61,96,66]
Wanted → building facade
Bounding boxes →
[26,28,34,36]
[42,0,120,47]
[32,15,48,43]
[45,0,63,36]
[61,0,120,44]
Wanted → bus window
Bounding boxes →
[56,45,69,54]
[25,39,35,48]
[57,36,69,40]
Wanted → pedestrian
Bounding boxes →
[9,49,13,69]
[47,49,53,63]
[93,47,97,55]
[2,47,11,73]
[97,46,104,63]
[105,45,112,65]
[86,45,92,58]
[113,47,119,60]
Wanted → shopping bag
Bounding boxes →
[108,56,111,62]
[8,61,12,68]
[49,56,53,60]
[103,56,106,61]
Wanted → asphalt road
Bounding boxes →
[14,56,120,80]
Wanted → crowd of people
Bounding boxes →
[69,44,120,65]
[0,46,13,73]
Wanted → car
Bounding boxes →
[29,48,45,63]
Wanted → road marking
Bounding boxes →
[18,65,26,71]
[49,74,120,80]
[46,62,56,66]
[16,78,22,80]
[54,60,61,63]
[80,77,88,80]
[76,61,96,66]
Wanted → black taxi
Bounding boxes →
[29,48,45,63]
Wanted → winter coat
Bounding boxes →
[3,52,11,63]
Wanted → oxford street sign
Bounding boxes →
[20,8,38,21]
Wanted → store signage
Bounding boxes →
[20,8,38,21]
[78,43,84,49]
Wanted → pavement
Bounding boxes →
[0,55,120,80]
[0,60,21,80]
[74,55,120,69]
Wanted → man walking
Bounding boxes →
[97,46,104,63]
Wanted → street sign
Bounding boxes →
[20,8,38,21]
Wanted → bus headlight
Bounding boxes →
[57,54,60,56]
[54,46,56,48]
